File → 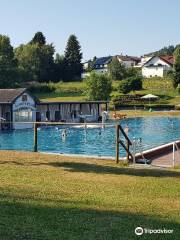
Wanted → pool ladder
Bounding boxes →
[115,124,133,164]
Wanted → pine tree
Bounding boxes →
[30,32,46,45]
[64,35,83,81]
[0,35,17,87]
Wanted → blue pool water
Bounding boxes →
[0,117,180,157]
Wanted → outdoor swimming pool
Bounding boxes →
[0,117,180,157]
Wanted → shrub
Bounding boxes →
[28,82,56,93]
[118,80,131,94]
[85,72,112,100]
[129,75,142,91]
[118,76,142,94]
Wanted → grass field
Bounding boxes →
[109,110,180,118]
[0,151,180,239]
[34,77,180,106]
[35,82,86,102]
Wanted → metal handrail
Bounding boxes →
[119,125,132,145]
[116,124,133,164]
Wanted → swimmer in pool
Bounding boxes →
[61,129,67,140]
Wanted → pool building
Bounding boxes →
[0,88,109,130]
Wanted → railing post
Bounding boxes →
[126,140,129,162]
[172,142,175,168]
[34,123,38,152]
[116,124,120,164]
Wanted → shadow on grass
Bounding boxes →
[1,159,180,178]
[0,196,179,240]
[37,161,180,178]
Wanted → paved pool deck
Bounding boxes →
[151,150,180,167]
[135,141,180,168]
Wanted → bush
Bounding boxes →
[28,82,56,93]
[129,76,142,91]
[118,80,131,94]
[85,72,112,100]
[125,67,140,78]
[118,76,142,94]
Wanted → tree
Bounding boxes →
[146,44,177,56]
[108,57,126,80]
[87,56,97,72]
[15,42,55,82]
[125,67,140,78]
[64,34,83,81]
[118,76,142,94]
[118,80,131,94]
[30,31,46,45]
[0,35,17,88]
[53,54,66,82]
[128,76,142,91]
[85,72,112,100]
[173,47,180,89]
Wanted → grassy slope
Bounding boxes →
[35,78,180,106]
[0,151,180,239]
[35,82,86,102]
[112,78,180,106]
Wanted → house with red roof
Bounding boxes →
[117,55,141,68]
[142,55,174,78]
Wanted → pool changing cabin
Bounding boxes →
[0,88,109,130]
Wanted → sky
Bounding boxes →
[0,0,180,61]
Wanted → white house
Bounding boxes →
[117,55,140,68]
[93,56,112,73]
[142,56,174,78]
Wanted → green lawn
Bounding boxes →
[34,81,86,102]
[34,77,180,106]
[0,151,180,239]
[112,77,180,106]
[36,92,85,102]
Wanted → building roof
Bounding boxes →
[117,55,141,62]
[143,55,174,67]
[160,56,174,66]
[0,88,28,103]
[94,56,112,66]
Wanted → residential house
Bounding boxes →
[117,55,141,68]
[93,56,112,73]
[142,55,174,78]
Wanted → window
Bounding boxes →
[22,94,27,101]
[14,110,33,122]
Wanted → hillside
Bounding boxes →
[33,77,180,107]
[145,44,180,57]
